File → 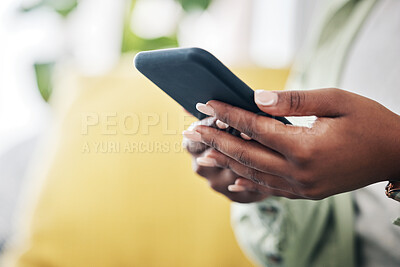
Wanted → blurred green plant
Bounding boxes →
[20,0,78,17]
[121,0,213,53]
[22,0,213,101]
[176,0,212,11]
[34,63,55,102]
[121,0,178,54]
[21,0,78,102]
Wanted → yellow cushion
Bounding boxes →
[4,57,289,267]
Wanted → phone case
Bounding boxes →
[134,47,290,124]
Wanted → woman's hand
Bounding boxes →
[183,117,298,202]
[186,88,400,200]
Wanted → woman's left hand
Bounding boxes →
[186,88,400,200]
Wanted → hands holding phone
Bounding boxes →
[183,117,275,203]
[183,88,400,201]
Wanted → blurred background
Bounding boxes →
[0,0,318,266]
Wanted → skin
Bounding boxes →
[183,117,295,203]
[183,88,400,202]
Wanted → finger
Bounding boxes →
[227,183,247,192]
[196,101,300,155]
[188,116,218,130]
[240,133,252,140]
[183,136,208,155]
[232,178,263,192]
[202,167,297,201]
[200,148,294,193]
[195,153,292,195]
[183,117,218,155]
[216,120,229,129]
[224,179,295,201]
[254,88,350,117]
[202,168,264,203]
[192,151,223,179]
[233,178,301,199]
[195,126,289,176]
[228,178,264,193]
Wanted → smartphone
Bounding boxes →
[134,47,290,124]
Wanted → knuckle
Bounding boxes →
[290,171,323,199]
[209,150,229,168]
[202,117,218,127]
[238,114,265,140]
[288,91,305,114]
[194,165,207,177]
[221,158,232,169]
[208,136,220,150]
[290,141,315,166]
[289,170,313,186]
[217,112,230,125]
[209,101,229,120]
[299,187,324,200]
[209,181,225,193]
[289,147,306,164]
[299,174,313,186]
[327,87,342,98]
[193,157,215,178]
[326,88,346,109]
[185,140,207,155]
[234,149,251,166]
[246,168,263,186]
[251,115,267,138]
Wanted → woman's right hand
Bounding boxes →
[183,117,270,203]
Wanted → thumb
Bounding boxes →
[254,88,348,117]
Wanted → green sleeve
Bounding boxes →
[231,194,355,267]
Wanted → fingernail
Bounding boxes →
[182,130,202,142]
[196,157,217,167]
[228,184,247,192]
[196,103,215,116]
[255,90,278,106]
[240,133,252,140]
[234,179,242,185]
[216,120,229,129]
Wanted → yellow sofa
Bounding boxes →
[3,56,289,267]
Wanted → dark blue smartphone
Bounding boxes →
[134,47,290,124]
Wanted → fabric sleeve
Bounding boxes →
[231,194,355,267]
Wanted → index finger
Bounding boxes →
[197,101,301,156]
[183,117,217,155]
